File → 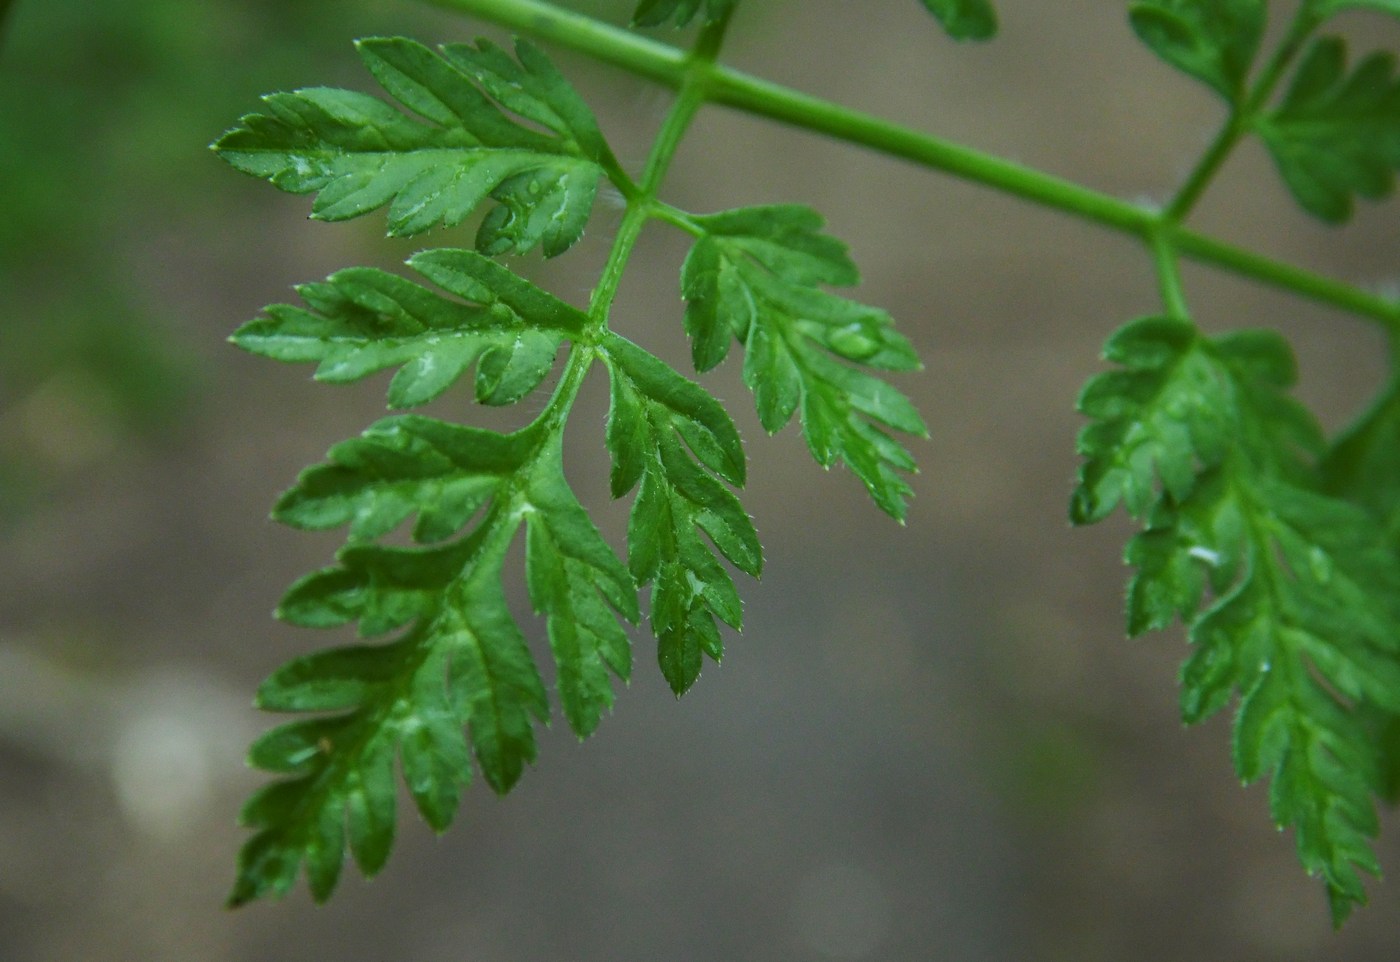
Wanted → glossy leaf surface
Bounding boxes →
[1074,317,1400,924]
[230,249,583,409]
[603,334,758,693]
[681,205,925,520]
[214,37,611,256]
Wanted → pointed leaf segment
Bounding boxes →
[917,0,998,41]
[602,334,760,694]
[1255,37,1400,223]
[1128,0,1265,104]
[230,249,584,408]
[1073,317,1400,924]
[213,37,615,256]
[680,205,926,520]
[232,412,639,906]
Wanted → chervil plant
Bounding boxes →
[216,0,1400,926]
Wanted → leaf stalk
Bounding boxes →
[424,0,1400,334]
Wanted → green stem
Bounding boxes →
[533,6,735,439]
[1163,116,1244,224]
[426,0,1400,333]
[588,8,731,331]
[1164,7,1320,223]
[1150,227,1190,321]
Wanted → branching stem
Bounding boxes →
[1164,6,1321,222]
[424,0,1400,334]
[536,5,734,442]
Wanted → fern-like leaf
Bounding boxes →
[233,415,638,904]
[213,37,612,256]
[680,205,926,520]
[603,334,760,694]
[1075,317,1400,923]
[230,249,584,408]
[1255,36,1400,223]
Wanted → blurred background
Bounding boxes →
[4,0,1400,958]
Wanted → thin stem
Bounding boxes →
[587,8,732,332]
[537,6,735,435]
[1150,227,1190,321]
[1164,6,1320,223]
[1163,116,1244,223]
[427,0,1400,333]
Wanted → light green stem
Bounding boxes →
[529,4,734,441]
[1149,226,1190,322]
[423,0,1400,333]
[1164,6,1321,223]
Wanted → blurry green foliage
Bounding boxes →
[0,0,457,518]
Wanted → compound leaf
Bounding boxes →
[1074,316,1400,923]
[233,405,639,903]
[681,205,925,520]
[1128,0,1265,103]
[213,37,612,256]
[917,0,998,41]
[1255,37,1400,223]
[230,249,583,409]
[631,0,737,28]
[603,334,759,694]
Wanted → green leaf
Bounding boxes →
[273,415,529,543]
[1075,316,1400,921]
[524,436,639,736]
[1320,375,1400,539]
[917,0,998,41]
[233,410,641,903]
[631,0,737,28]
[1072,318,1320,525]
[1128,0,1265,103]
[231,558,547,907]
[681,205,925,520]
[213,37,611,256]
[1255,37,1400,223]
[603,334,760,694]
[230,249,583,409]
[1308,0,1400,22]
